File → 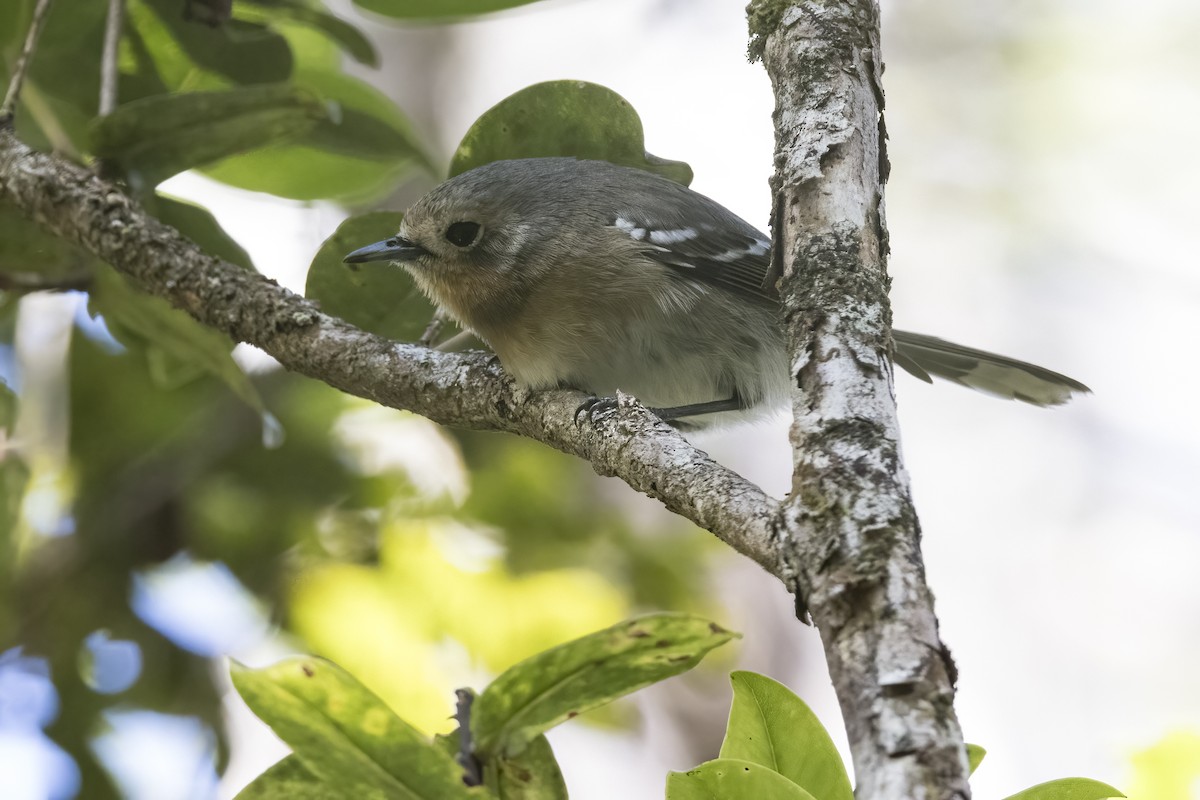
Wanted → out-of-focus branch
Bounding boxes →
[749,1,970,798]
[0,126,783,578]
[0,0,55,122]
[99,0,124,117]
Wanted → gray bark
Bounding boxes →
[750,1,970,797]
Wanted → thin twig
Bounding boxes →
[0,0,56,124]
[0,270,92,292]
[98,0,125,117]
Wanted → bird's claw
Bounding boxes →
[574,395,618,427]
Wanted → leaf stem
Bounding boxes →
[99,0,125,117]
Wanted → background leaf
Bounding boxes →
[1001,778,1125,800]
[718,671,853,800]
[967,743,986,775]
[231,657,481,799]
[449,80,692,185]
[471,614,737,758]
[305,212,441,341]
[90,84,326,188]
[240,0,378,67]
[351,0,547,21]
[666,758,819,800]
[88,265,263,412]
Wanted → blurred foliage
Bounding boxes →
[0,0,721,796]
[1126,731,1200,800]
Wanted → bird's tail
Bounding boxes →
[893,330,1090,407]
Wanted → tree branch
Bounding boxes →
[0,0,55,123]
[0,126,783,578]
[750,1,969,798]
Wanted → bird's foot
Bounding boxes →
[574,395,619,427]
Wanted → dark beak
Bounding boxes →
[343,237,428,265]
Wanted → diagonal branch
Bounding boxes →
[0,125,783,577]
[750,1,969,798]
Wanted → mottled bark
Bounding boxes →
[750,1,970,798]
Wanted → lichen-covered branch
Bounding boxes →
[0,125,781,576]
[749,1,970,798]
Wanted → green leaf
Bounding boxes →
[305,212,440,341]
[88,264,264,412]
[152,195,254,271]
[0,198,98,279]
[718,671,853,800]
[351,0,546,20]
[234,756,327,799]
[239,0,378,67]
[449,81,692,186]
[231,656,482,799]
[486,734,569,800]
[137,0,294,86]
[1001,778,1125,800]
[90,84,326,187]
[666,758,819,800]
[472,614,738,759]
[966,743,986,776]
[203,69,429,202]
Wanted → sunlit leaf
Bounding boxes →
[471,614,738,758]
[486,733,569,800]
[1127,731,1200,800]
[235,755,327,799]
[305,212,438,341]
[231,657,483,799]
[719,671,852,800]
[666,758,819,800]
[967,743,986,776]
[90,84,325,187]
[351,0,546,20]
[1001,778,1125,800]
[450,81,692,185]
[88,265,263,412]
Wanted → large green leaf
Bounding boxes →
[305,212,439,341]
[718,671,853,800]
[88,264,263,412]
[240,0,378,67]
[666,758,819,800]
[967,743,986,776]
[203,69,430,202]
[137,0,294,86]
[90,84,326,188]
[1001,778,1125,800]
[487,733,569,800]
[231,657,483,800]
[234,755,328,799]
[471,614,738,758]
[449,81,692,186]
[351,0,546,20]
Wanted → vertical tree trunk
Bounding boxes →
[749,2,971,797]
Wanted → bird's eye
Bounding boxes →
[445,221,481,247]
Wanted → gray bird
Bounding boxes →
[345,158,1089,427]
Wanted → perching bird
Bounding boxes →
[344,158,1088,427]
